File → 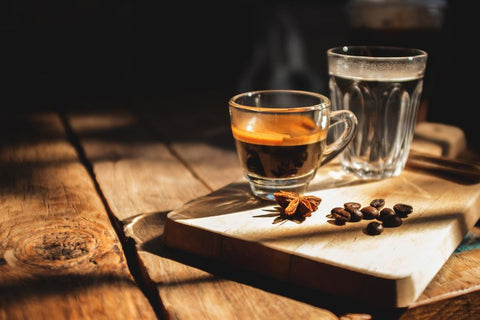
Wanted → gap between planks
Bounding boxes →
[58,110,168,320]
[132,110,215,193]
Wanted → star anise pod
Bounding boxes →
[297,195,322,217]
[273,190,321,217]
[273,190,298,209]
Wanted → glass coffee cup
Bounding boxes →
[229,89,357,200]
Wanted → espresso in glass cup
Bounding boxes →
[229,90,357,200]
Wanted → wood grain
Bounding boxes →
[134,102,243,191]
[0,112,157,320]
[413,122,467,158]
[67,108,339,319]
[65,105,480,319]
[164,162,480,308]
[66,110,208,219]
[401,249,480,319]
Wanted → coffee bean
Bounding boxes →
[327,199,412,233]
[382,214,403,227]
[344,202,363,222]
[344,202,361,211]
[349,209,363,222]
[331,207,350,225]
[366,221,383,235]
[361,206,380,220]
[379,207,396,221]
[393,203,413,217]
[370,198,385,209]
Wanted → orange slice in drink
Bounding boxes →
[231,115,327,146]
[231,126,289,145]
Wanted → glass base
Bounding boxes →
[246,172,315,201]
[342,164,404,180]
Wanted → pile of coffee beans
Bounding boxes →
[330,198,413,236]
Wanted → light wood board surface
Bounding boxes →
[164,163,480,308]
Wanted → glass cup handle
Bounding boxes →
[321,110,358,166]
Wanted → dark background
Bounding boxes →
[2,0,477,149]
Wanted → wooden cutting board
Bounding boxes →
[163,163,480,308]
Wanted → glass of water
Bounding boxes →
[327,46,428,180]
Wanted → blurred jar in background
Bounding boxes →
[345,0,447,122]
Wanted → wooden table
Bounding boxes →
[2,98,480,320]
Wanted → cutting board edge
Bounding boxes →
[163,214,421,308]
[163,171,480,309]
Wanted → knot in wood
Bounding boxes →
[11,223,109,272]
[35,231,89,261]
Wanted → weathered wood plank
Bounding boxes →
[0,112,157,320]
[401,248,480,319]
[134,101,243,191]
[67,105,480,319]
[65,110,207,220]
[66,107,340,319]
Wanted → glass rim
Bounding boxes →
[228,89,331,113]
[327,45,428,61]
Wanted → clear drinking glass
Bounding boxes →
[327,46,428,180]
[229,89,357,200]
